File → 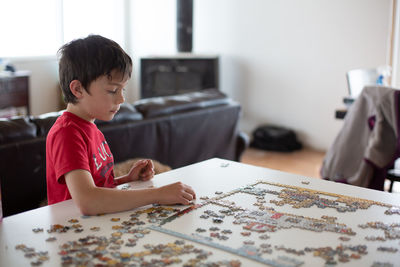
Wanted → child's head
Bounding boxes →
[58,35,132,104]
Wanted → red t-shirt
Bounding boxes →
[46,112,116,205]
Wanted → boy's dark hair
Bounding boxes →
[58,35,132,104]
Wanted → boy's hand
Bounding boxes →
[156,182,196,205]
[128,159,155,182]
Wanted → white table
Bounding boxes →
[1,158,400,266]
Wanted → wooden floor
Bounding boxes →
[241,147,400,193]
[241,147,325,178]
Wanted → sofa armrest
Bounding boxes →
[236,131,250,162]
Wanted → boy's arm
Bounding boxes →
[65,169,195,215]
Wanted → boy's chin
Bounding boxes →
[97,114,115,122]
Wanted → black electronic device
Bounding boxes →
[140,56,219,98]
[177,0,193,52]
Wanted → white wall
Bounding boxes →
[193,0,392,150]
[12,57,60,115]
[128,0,177,99]
[8,0,392,151]
[393,0,400,86]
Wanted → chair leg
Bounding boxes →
[389,180,394,193]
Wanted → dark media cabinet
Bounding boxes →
[0,71,30,116]
[140,55,219,98]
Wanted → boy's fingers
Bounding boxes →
[136,160,147,167]
[139,172,153,179]
[140,166,154,176]
[147,159,154,169]
[182,191,194,201]
[142,160,154,173]
[184,186,196,199]
[138,162,155,181]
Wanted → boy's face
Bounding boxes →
[77,71,129,122]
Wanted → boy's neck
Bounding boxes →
[66,103,95,123]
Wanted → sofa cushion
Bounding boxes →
[134,89,229,118]
[95,103,143,127]
[31,110,65,137]
[0,117,37,145]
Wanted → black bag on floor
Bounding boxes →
[250,125,302,152]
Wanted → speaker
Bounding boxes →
[177,0,193,52]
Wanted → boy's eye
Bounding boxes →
[107,89,118,94]
[107,88,126,95]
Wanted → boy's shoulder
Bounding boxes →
[48,112,95,140]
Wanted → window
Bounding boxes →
[62,0,125,46]
[0,0,61,57]
[0,0,125,58]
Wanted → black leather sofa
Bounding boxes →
[0,89,248,217]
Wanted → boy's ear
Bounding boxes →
[69,80,84,98]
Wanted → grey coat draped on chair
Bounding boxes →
[321,86,400,190]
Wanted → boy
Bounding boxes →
[46,35,196,215]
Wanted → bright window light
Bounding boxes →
[0,0,61,57]
[63,0,125,47]
[0,0,125,58]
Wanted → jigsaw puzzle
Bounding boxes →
[14,179,400,266]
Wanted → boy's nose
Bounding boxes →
[116,90,125,104]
